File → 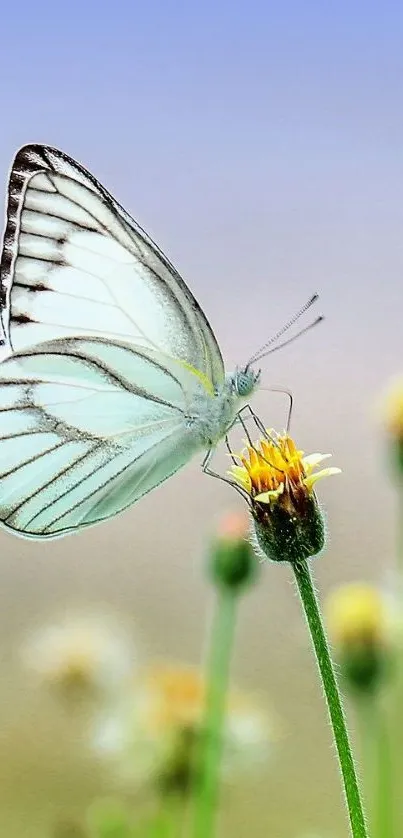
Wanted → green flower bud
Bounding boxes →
[209,512,257,589]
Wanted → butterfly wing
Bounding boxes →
[0,144,224,388]
[0,336,204,538]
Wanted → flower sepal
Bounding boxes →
[252,491,325,564]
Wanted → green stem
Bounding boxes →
[292,559,369,838]
[192,588,237,838]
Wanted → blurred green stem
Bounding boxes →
[293,559,369,838]
[356,700,376,835]
[396,485,403,586]
[357,699,393,838]
[374,702,393,838]
[192,587,237,838]
[393,485,403,837]
[151,795,184,838]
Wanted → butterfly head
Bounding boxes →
[232,366,261,398]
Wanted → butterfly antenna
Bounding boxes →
[246,293,319,368]
[253,316,324,362]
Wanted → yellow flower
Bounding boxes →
[231,432,339,503]
[325,584,394,693]
[230,431,340,563]
[93,662,273,791]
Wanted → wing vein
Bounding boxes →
[40,426,182,533]
[0,440,66,480]
[5,442,104,521]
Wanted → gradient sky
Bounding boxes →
[0,3,402,836]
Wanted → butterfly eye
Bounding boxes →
[235,370,256,398]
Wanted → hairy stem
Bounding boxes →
[293,559,369,838]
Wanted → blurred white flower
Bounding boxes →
[92,661,275,791]
[22,612,135,700]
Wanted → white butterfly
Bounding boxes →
[0,145,318,540]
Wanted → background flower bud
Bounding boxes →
[380,376,403,479]
[325,583,394,694]
[209,511,257,589]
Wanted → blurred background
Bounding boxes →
[0,1,402,836]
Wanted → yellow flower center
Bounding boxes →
[230,431,340,504]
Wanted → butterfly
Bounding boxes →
[0,145,319,540]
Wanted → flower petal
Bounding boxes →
[254,483,285,504]
[302,453,332,473]
[304,467,341,492]
[229,466,252,492]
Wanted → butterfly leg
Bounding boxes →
[201,447,213,471]
[234,407,284,476]
[237,404,270,439]
[236,406,281,455]
[201,448,251,504]
[263,386,294,432]
[220,406,275,464]
[225,434,238,465]
[237,388,293,436]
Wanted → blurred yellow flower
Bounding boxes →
[380,376,403,439]
[230,431,340,563]
[326,584,387,648]
[93,661,274,791]
[325,584,394,693]
[22,613,134,699]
